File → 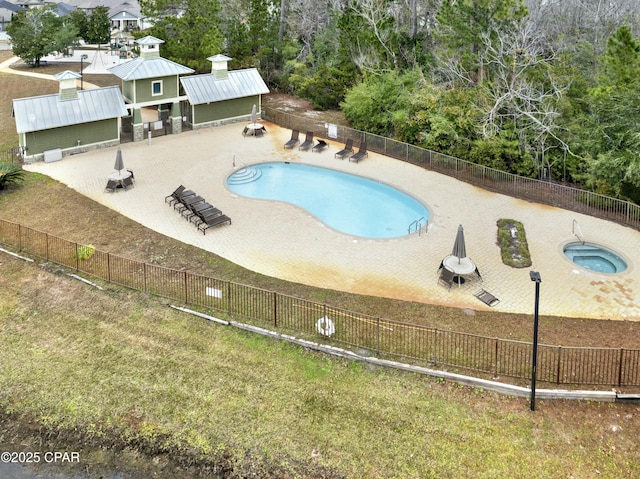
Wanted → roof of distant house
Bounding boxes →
[0,0,25,12]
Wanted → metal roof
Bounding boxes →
[180,69,269,105]
[108,56,194,80]
[13,86,128,134]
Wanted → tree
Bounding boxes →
[7,6,77,67]
[86,6,111,45]
[68,9,88,41]
[583,26,640,198]
[142,0,224,72]
[436,0,528,83]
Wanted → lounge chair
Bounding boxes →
[190,203,222,224]
[173,191,198,212]
[105,179,118,193]
[284,130,300,149]
[312,139,328,153]
[299,131,314,151]
[165,185,185,205]
[438,267,456,290]
[334,139,354,159]
[475,289,500,307]
[122,176,134,189]
[349,141,368,163]
[197,214,232,234]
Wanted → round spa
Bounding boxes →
[563,242,628,274]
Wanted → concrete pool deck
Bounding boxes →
[24,122,640,321]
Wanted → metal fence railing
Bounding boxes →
[0,147,22,165]
[2,218,639,389]
[263,108,640,232]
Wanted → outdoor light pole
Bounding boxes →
[529,270,542,411]
[80,54,88,90]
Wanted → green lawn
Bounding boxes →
[0,254,639,478]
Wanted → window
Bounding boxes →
[152,80,163,96]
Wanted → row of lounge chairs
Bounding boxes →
[165,185,231,234]
[283,130,368,162]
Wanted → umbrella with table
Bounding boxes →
[439,225,481,286]
[106,148,134,190]
[243,104,266,136]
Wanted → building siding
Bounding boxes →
[134,77,179,103]
[25,119,119,156]
[193,96,257,125]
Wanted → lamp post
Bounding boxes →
[80,54,88,90]
[529,270,542,411]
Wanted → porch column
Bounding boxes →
[170,102,182,135]
[132,108,144,142]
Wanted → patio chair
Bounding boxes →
[475,289,500,307]
[165,185,185,205]
[126,169,135,182]
[122,176,134,189]
[197,214,232,234]
[349,141,368,163]
[438,266,456,291]
[254,126,264,138]
[284,130,299,149]
[105,179,118,193]
[299,131,314,151]
[312,139,328,153]
[334,139,354,159]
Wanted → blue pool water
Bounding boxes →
[227,162,430,238]
[563,242,627,274]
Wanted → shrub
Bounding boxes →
[0,162,24,190]
[74,244,95,261]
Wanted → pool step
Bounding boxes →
[228,167,262,184]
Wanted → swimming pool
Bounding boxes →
[227,162,430,239]
[563,242,628,274]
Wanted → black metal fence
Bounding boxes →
[2,218,639,389]
[0,147,22,164]
[263,108,640,232]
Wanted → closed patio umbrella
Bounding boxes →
[114,147,124,172]
[251,104,257,123]
[452,224,467,262]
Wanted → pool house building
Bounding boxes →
[12,36,270,162]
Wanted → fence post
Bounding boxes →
[376,317,380,355]
[75,243,79,271]
[618,348,624,387]
[273,291,278,327]
[18,224,22,251]
[556,346,562,384]
[143,263,147,292]
[432,328,438,366]
[226,281,231,315]
[494,338,498,378]
[107,253,111,282]
[184,271,188,304]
